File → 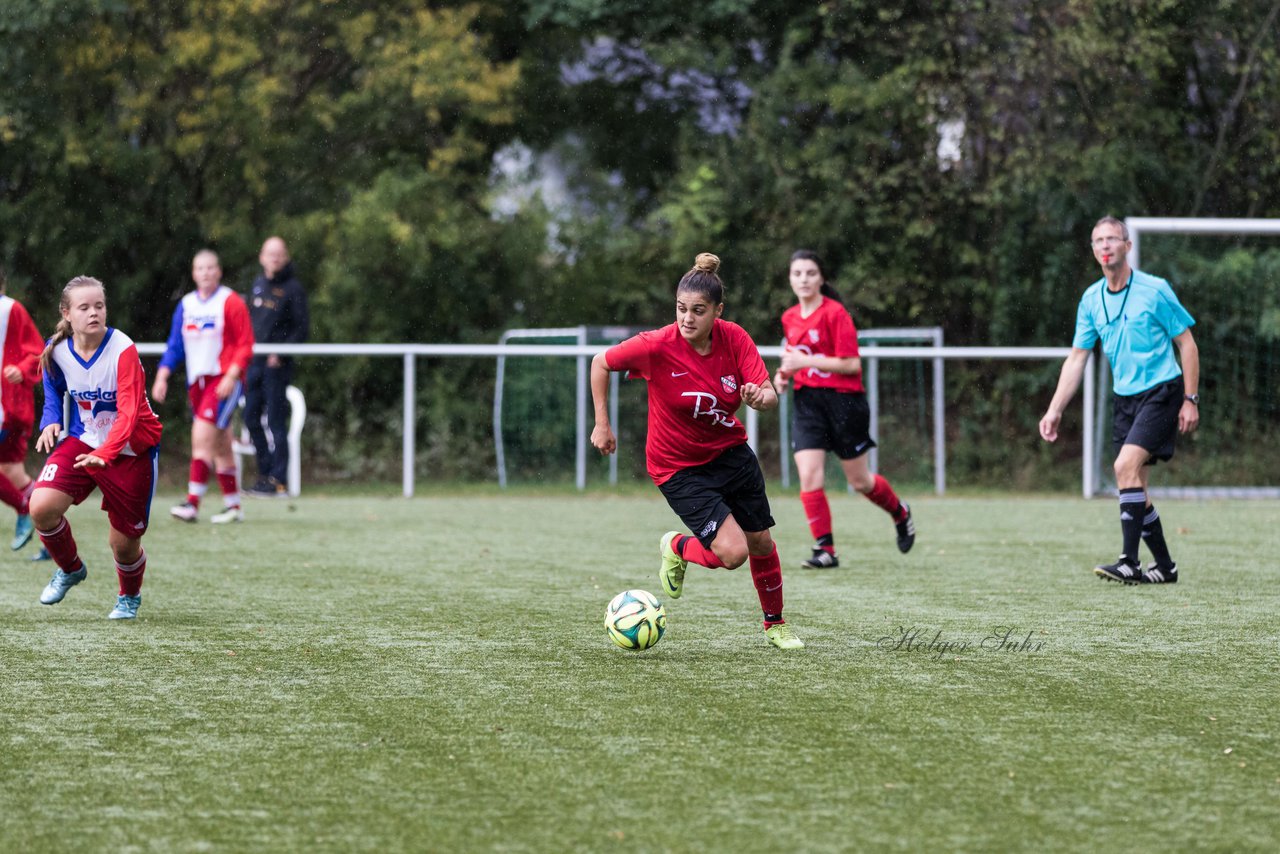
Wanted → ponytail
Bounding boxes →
[42,276,105,371]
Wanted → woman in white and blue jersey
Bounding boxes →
[31,276,164,619]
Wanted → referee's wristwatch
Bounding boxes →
[1185,393,1200,405]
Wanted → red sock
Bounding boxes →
[37,518,82,572]
[116,550,146,596]
[749,544,784,626]
[800,489,834,553]
[216,468,239,505]
[187,459,211,508]
[674,534,726,569]
[866,474,905,521]
[0,475,23,511]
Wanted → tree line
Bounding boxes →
[2,0,1278,486]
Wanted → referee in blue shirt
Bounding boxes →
[1039,216,1200,584]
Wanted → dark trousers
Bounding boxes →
[244,359,292,482]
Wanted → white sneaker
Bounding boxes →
[210,506,244,524]
[170,502,198,523]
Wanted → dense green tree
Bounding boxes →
[2,0,1277,484]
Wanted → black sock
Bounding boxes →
[763,612,783,624]
[1141,504,1175,569]
[816,533,833,549]
[1118,488,1145,566]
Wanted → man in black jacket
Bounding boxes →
[243,236,309,497]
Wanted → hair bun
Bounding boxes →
[693,253,721,274]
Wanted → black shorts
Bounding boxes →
[791,387,877,459]
[658,443,775,548]
[1112,377,1183,463]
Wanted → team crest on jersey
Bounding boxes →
[808,329,820,343]
[720,375,738,395]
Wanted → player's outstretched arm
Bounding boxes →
[1039,348,1091,443]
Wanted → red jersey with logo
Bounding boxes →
[605,319,769,485]
[780,297,863,393]
[0,296,45,426]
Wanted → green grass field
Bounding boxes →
[2,491,1278,852]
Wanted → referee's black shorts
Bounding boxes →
[791,387,877,460]
[658,443,774,548]
[1112,377,1183,463]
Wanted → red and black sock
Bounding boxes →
[866,474,907,522]
[674,534,726,569]
[749,545,784,627]
[800,489,835,554]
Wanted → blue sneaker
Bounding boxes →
[108,594,141,620]
[40,564,87,605]
[12,514,34,551]
[30,546,52,562]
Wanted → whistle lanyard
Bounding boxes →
[1101,271,1133,325]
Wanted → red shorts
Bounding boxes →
[35,436,158,537]
[188,375,242,428]
[0,418,32,464]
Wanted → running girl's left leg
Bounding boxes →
[96,447,158,620]
[840,454,915,554]
[209,423,243,524]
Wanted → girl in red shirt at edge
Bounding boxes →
[775,250,915,569]
[590,253,803,650]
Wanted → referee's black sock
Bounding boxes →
[1118,488,1145,566]
[1141,504,1175,569]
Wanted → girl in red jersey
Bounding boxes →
[0,266,47,554]
[152,249,254,524]
[31,276,164,619]
[774,250,915,569]
[590,253,803,650]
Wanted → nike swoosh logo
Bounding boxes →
[671,371,689,377]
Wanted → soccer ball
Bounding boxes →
[604,589,666,651]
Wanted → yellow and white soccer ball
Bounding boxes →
[604,589,666,651]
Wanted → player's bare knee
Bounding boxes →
[28,496,63,529]
[717,545,749,569]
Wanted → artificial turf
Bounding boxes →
[1,491,1277,852]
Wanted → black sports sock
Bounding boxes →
[1141,504,1175,569]
[1118,488,1145,566]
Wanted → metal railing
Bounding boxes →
[137,342,1095,498]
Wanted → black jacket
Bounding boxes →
[248,261,309,361]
